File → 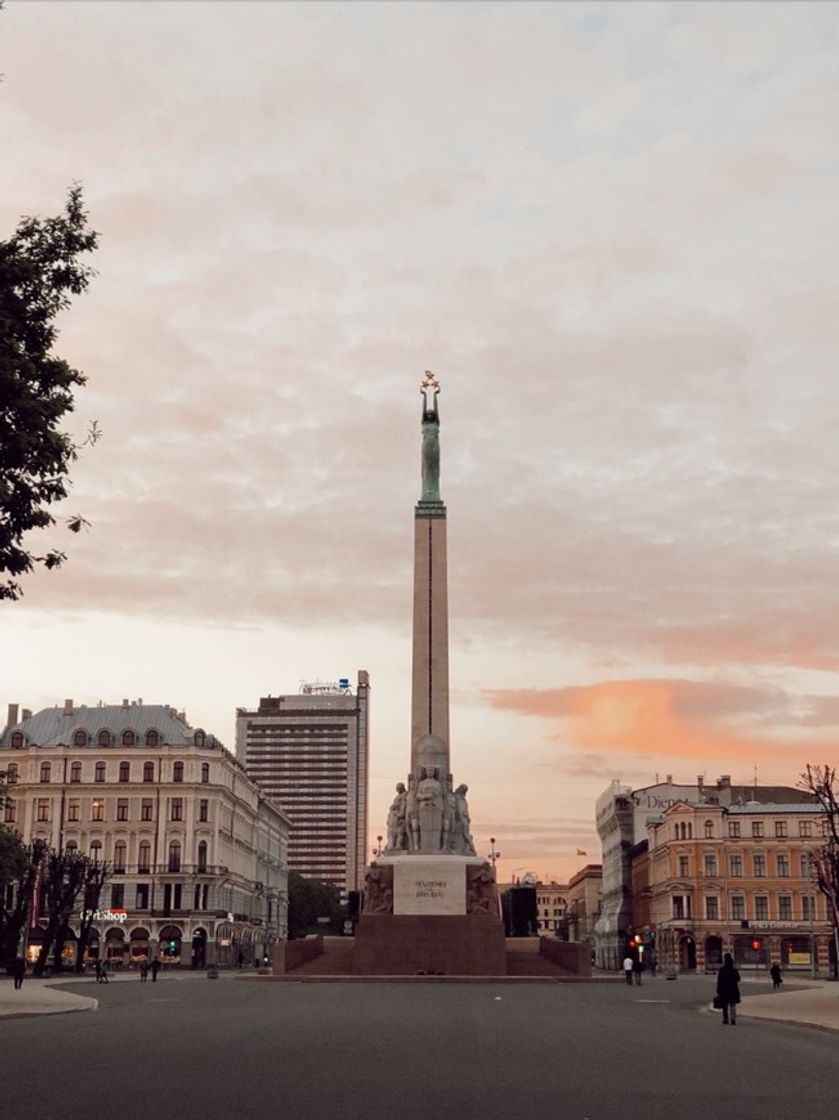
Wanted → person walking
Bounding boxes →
[632,956,644,985]
[139,960,149,982]
[100,959,109,984]
[770,962,783,990]
[94,959,102,983]
[623,955,634,986]
[150,958,160,982]
[12,957,26,990]
[716,952,741,1025]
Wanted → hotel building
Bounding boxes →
[236,671,370,892]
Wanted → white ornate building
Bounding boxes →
[1,699,290,968]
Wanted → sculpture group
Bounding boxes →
[384,768,476,856]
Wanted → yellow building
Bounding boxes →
[646,800,835,976]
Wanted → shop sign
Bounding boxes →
[82,908,128,923]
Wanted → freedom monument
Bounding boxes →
[353,374,506,975]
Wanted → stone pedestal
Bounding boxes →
[355,854,505,976]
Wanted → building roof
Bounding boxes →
[0,703,220,749]
[727,802,818,815]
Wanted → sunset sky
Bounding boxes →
[3,2,839,883]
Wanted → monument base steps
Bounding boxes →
[353,914,507,976]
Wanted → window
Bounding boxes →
[6,763,18,784]
[98,730,111,747]
[173,761,184,783]
[751,821,764,838]
[803,895,817,921]
[141,799,153,822]
[730,854,743,877]
[778,896,792,921]
[777,854,789,877]
[728,821,741,839]
[754,896,769,920]
[801,852,812,877]
[199,799,208,822]
[704,820,714,839]
[116,799,129,822]
[136,884,149,909]
[90,839,102,861]
[122,729,136,746]
[110,884,124,908]
[753,854,766,877]
[145,730,159,747]
[799,821,813,838]
[731,895,745,920]
[171,797,183,822]
[39,762,51,783]
[10,732,24,748]
[201,763,209,784]
[201,884,208,910]
[36,798,49,822]
[774,821,787,838]
[119,761,130,783]
[173,884,182,910]
[168,841,181,872]
[195,731,205,747]
[74,730,87,746]
[91,799,104,822]
[65,840,78,854]
[67,799,80,822]
[704,854,717,877]
[672,896,685,920]
[138,841,151,873]
[113,841,126,873]
[95,761,106,783]
[197,841,207,872]
[705,896,719,920]
[678,855,689,877]
[143,761,154,782]
[70,761,81,783]
[4,800,15,823]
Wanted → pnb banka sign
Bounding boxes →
[81,908,128,923]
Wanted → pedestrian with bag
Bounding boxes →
[715,952,741,1025]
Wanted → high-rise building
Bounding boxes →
[236,672,370,892]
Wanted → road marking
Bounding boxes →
[635,999,670,1003]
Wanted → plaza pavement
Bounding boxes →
[2,966,839,1032]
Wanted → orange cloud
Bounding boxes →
[484,679,837,768]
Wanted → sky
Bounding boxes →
[2,1,839,884]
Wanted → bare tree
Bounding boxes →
[75,858,111,972]
[0,833,45,968]
[33,847,89,975]
[800,764,839,975]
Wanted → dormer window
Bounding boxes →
[98,730,111,747]
[10,732,24,749]
[74,730,88,747]
[122,730,136,746]
[146,730,159,747]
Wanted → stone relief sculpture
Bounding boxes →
[417,766,444,852]
[466,863,497,915]
[405,775,420,852]
[363,863,394,915]
[454,783,476,856]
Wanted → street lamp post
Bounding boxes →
[488,838,500,870]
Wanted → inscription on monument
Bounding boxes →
[394,860,466,915]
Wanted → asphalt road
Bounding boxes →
[3,975,837,1120]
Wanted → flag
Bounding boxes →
[576,849,587,856]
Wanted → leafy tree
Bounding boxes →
[0,830,45,968]
[74,857,111,972]
[0,185,99,600]
[287,873,341,939]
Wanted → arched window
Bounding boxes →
[74,730,88,746]
[143,761,154,783]
[138,841,151,874]
[168,840,181,872]
[10,731,24,748]
[6,763,18,784]
[40,761,51,783]
[98,730,111,747]
[201,763,210,784]
[145,730,159,747]
[197,840,207,873]
[173,761,184,783]
[70,761,81,783]
[95,761,106,783]
[122,729,136,746]
[65,840,78,854]
[687,823,692,839]
[90,839,103,861]
[119,761,130,783]
[113,841,127,873]
[704,820,714,838]
[194,730,205,748]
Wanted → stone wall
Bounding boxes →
[539,937,592,976]
[272,935,324,974]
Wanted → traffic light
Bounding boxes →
[751,938,761,952]
[166,939,176,954]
